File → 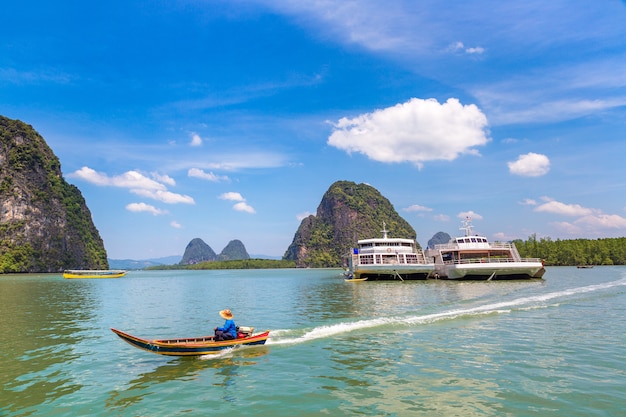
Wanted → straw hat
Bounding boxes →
[219,309,233,320]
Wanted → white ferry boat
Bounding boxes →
[426,218,545,280]
[346,223,435,281]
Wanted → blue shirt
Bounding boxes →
[217,319,237,338]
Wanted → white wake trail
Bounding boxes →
[266,278,626,347]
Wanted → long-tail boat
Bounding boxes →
[111,327,270,356]
[63,269,126,279]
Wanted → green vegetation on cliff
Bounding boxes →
[0,116,108,273]
[284,180,416,268]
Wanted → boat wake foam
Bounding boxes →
[267,278,626,347]
[198,347,236,360]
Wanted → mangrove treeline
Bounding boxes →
[514,235,626,266]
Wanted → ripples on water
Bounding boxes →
[1,268,625,416]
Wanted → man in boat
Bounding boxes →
[214,309,237,341]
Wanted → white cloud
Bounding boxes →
[551,221,584,235]
[70,167,195,204]
[508,153,550,177]
[328,98,490,169]
[151,172,176,186]
[465,46,485,54]
[219,192,245,202]
[188,168,230,182]
[520,198,537,206]
[126,202,168,216]
[448,42,485,55]
[535,198,594,217]
[297,211,314,221]
[433,214,450,222]
[71,167,165,190]
[535,197,626,236]
[132,189,195,204]
[458,211,483,220]
[233,201,256,214]
[575,214,626,229]
[403,204,432,212]
[190,132,203,146]
[170,221,182,229]
[219,192,255,213]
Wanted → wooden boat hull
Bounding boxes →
[64,270,126,279]
[111,328,270,356]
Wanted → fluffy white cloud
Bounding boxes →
[508,153,550,176]
[151,172,176,186]
[520,198,537,206]
[70,167,195,204]
[170,221,182,229]
[535,198,594,217]
[126,202,168,216]
[219,192,255,213]
[327,98,490,168]
[458,211,483,220]
[190,132,203,146]
[219,192,245,202]
[233,202,256,213]
[71,167,165,190]
[297,211,314,221]
[575,214,626,229]
[403,204,432,212]
[132,189,195,204]
[188,168,230,182]
[535,197,626,235]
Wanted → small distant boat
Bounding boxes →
[111,327,270,356]
[577,265,594,269]
[63,269,127,279]
[426,217,545,280]
[346,222,435,281]
[344,277,368,283]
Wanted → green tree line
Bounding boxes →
[147,258,297,270]
[514,235,626,266]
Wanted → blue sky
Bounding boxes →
[2,1,626,260]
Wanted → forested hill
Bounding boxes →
[514,236,626,266]
[284,180,416,268]
[0,116,108,272]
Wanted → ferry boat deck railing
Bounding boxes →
[443,257,542,265]
[434,241,514,251]
[352,252,428,266]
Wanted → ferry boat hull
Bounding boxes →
[437,261,545,280]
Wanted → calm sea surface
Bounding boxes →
[1,267,625,416]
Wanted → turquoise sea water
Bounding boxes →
[1,267,625,416]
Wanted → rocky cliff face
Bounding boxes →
[0,116,108,272]
[284,180,417,268]
[180,238,250,264]
[219,239,250,261]
[427,231,452,249]
[180,238,217,264]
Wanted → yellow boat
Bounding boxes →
[63,269,127,279]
